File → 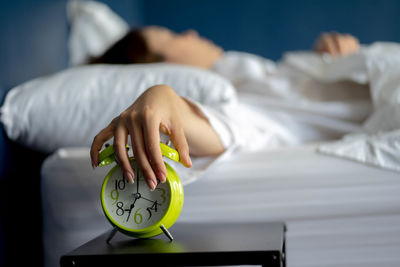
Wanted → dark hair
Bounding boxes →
[89,29,164,64]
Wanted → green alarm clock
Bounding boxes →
[98,142,184,242]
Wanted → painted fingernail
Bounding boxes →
[125,171,135,184]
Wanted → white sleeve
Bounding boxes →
[189,100,238,150]
[177,95,303,185]
[169,98,239,185]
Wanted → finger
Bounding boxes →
[315,33,332,54]
[322,36,338,56]
[315,33,329,53]
[129,119,158,191]
[90,121,115,167]
[313,34,325,53]
[143,115,167,183]
[114,123,135,184]
[169,124,192,168]
[341,35,353,55]
[314,39,323,53]
[332,34,343,55]
[344,34,359,45]
[344,34,360,54]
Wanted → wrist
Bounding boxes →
[180,97,224,156]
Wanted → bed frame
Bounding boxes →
[1,0,400,266]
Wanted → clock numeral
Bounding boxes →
[134,208,143,224]
[110,178,126,205]
[146,201,159,220]
[117,177,126,190]
[116,201,124,216]
[110,188,119,205]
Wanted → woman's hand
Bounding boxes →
[90,84,224,190]
[314,32,360,57]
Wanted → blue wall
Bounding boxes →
[0,0,142,93]
[0,0,68,92]
[1,0,399,92]
[140,0,400,60]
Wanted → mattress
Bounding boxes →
[41,144,400,267]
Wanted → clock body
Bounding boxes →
[99,145,184,238]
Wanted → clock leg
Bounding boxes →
[106,227,118,243]
[160,224,174,242]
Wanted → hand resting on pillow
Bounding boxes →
[90,84,224,190]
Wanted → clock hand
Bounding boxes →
[125,198,137,222]
[140,196,162,206]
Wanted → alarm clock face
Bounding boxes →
[102,162,171,230]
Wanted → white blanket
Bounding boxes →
[316,43,400,172]
[209,44,400,172]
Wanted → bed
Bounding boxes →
[1,1,400,267]
[41,144,400,267]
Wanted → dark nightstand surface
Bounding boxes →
[61,222,286,267]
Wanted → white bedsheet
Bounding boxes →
[41,145,400,267]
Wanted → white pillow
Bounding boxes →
[67,0,129,66]
[0,64,236,153]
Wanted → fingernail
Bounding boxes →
[157,171,167,183]
[91,160,97,169]
[125,171,135,184]
[150,180,157,191]
[183,155,192,167]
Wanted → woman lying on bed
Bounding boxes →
[89,26,360,67]
[90,27,361,190]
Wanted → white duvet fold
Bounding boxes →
[318,129,400,172]
[315,43,400,172]
[208,45,400,173]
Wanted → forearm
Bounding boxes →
[179,97,225,156]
